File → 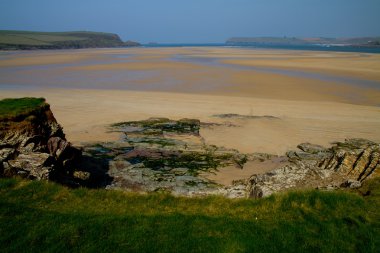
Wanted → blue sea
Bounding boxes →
[143,43,380,54]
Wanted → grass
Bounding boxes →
[0,177,379,253]
[0,97,47,120]
[0,31,83,46]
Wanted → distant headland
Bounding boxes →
[226,36,380,48]
[0,30,141,50]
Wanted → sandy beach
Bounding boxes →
[1,47,380,184]
[1,88,379,155]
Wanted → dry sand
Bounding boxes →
[201,157,289,186]
[1,47,380,184]
[1,88,379,155]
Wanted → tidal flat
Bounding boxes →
[1,47,380,186]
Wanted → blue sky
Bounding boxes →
[0,0,379,43]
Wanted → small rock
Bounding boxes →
[297,143,326,154]
[340,179,362,189]
[47,136,81,167]
[8,152,54,179]
[317,185,339,191]
[109,160,132,174]
[73,171,91,181]
[224,184,247,198]
[0,148,16,162]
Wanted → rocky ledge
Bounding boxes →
[84,117,250,196]
[247,139,380,198]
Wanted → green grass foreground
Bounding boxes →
[0,97,46,120]
[0,177,379,253]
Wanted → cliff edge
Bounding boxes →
[0,98,81,181]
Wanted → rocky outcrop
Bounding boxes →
[247,139,380,198]
[0,98,81,181]
[86,117,249,196]
[3,100,378,198]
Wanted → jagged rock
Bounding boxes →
[247,139,380,198]
[7,152,54,179]
[47,136,81,167]
[319,139,380,180]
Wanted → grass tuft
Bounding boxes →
[0,97,46,120]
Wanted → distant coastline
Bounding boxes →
[0,30,141,50]
[225,36,380,54]
[141,43,380,54]
[1,30,380,53]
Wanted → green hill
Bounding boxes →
[0,30,140,50]
[0,177,379,253]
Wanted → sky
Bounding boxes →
[0,0,379,43]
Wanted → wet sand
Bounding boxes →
[1,47,380,105]
[1,47,380,183]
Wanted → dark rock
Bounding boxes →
[340,179,362,189]
[0,148,16,162]
[124,40,141,47]
[213,114,280,120]
[124,148,180,160]
[112,117,201,135]
[47,136,81,167]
